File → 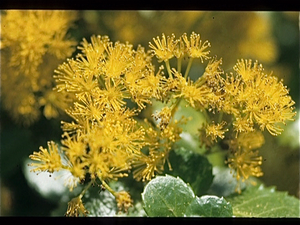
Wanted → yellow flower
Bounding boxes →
[226,147,263,193]
[233,118,254,135]
[66,197,89,217]
[96,79,130,112]
[77,35,109,71]
[200,57,224,89]
[115,191,133,213]
[54,58,99,97]
[149,33,178,62]
[205,121,229,142]
[173,71,212,109]
[1,10,77,125]
[226,131,265,193]
[131,118,184,182]
[233,131,265,151]
[182,32,211,62]
[153,106,172,130]
[225,59,296,136]
[61,132,87,161]
[87,146,130,181]
[66,156,87,184]
[173,35,185,58]
[132,151,167,182]
[68,93,105,123]
[102,41,134,79]
[29,141,63,173]
[233,59,264,82]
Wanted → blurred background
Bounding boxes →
[1,10,299,216]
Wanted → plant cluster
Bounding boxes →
[1,10,297,217]
[28,32,296,215]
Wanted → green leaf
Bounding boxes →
[207,166,247,197]
[83,185,117,216]
[185,195,233,217]
[142,174,195,217]
[176,132,206,155]
[227,184,300,217]
[168,150,214,196]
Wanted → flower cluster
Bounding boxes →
[28,31,296,216]
[148,33,296,192]
[29,34,185,215]
[1,10,77,125]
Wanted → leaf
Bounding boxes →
[185,195,233,217]
[142,174,195,217]
[83,185,117,216]
[227,184,300,217]
[168,150,214,196]
[176,132,206,155]
[207,166,247,197]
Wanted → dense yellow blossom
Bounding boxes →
[30,33,181,216]
[224,59,296,136]
[1,10,77,125]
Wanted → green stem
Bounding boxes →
[79,180,93,199]
[184,57,194,79]
[177,57,182,74]
[100,178,117,197]
[165,60,172,78]
[170,97,182,118]
[202,109,211,124]
[218,111,224,123]
[195,76,206,88]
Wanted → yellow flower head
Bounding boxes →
[182,32,211,62]
[226,147,263,193]
[233,116,255,134]
[29,141,63,174]
[175,75,212,109]
[76,35,109,77]
[225,59,296,136]
[66,197,89,217]
[61,132,87,161]
[66,156,87,186]
[132,151,167,182]
[200,57,224,88]
[205,121,229,142]
[233,59,263,82]
[153,106,172,130]
[149,33,178,62]
[102,41,134,79]
[173,35,185,58]
[115,191,133,213]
